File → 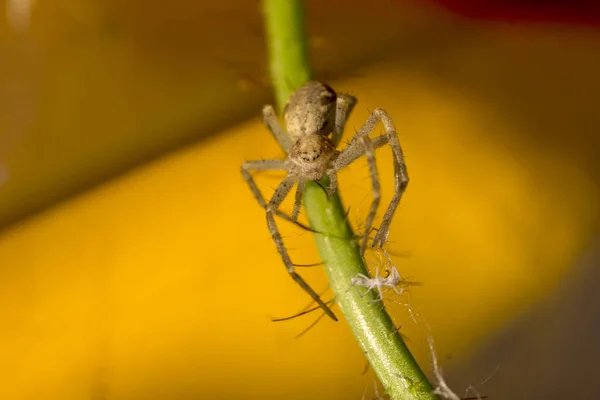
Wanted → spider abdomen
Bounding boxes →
[283,81,337,140]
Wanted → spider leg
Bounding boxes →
[332,134,381,255]
[327,135,388,209]
[325,138,389,238]
[337,135,389,166]
[263,105,293,152]
[266,176,338,321]
[241,160,315,232]
[291,179,305,222]
[353,273,371,283]
[359,136,380,255]
[352,275,371,297]
[353,273,376,298]
[326,169,338,198]
[332,93,357,146]
[370,110,409,248]
[392,286,405,296]
[334,109,409,249]
[241,159,286,209]
[362,286,374,298]
[374,266,386,302]
[376,286,386,303]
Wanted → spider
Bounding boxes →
[241,81,409,321]
[351,266,407,302]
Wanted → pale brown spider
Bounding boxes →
[241,81,409,321]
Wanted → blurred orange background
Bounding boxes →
[1,1,599,399]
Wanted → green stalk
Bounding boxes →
[262,1,438,399]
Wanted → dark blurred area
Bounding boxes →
[433,0,600,25]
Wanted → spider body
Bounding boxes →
[242,81,409,321]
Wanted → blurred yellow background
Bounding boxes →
[1,1,599,399]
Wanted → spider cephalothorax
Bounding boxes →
[285,135,339,181]
[242,81,409,321]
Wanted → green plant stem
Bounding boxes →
[262,1,438,399]
[262,0,312,107]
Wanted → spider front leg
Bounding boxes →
[266,176,338,321]
[334,108,409,250]
[241,160,314,231]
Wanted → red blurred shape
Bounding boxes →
[428,0,600,26]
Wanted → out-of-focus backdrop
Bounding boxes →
[1,0,599,399]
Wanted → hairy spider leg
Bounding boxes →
[332,109,409,250]
[266,176,338,321]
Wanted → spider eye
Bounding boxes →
[300,149,321,162]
